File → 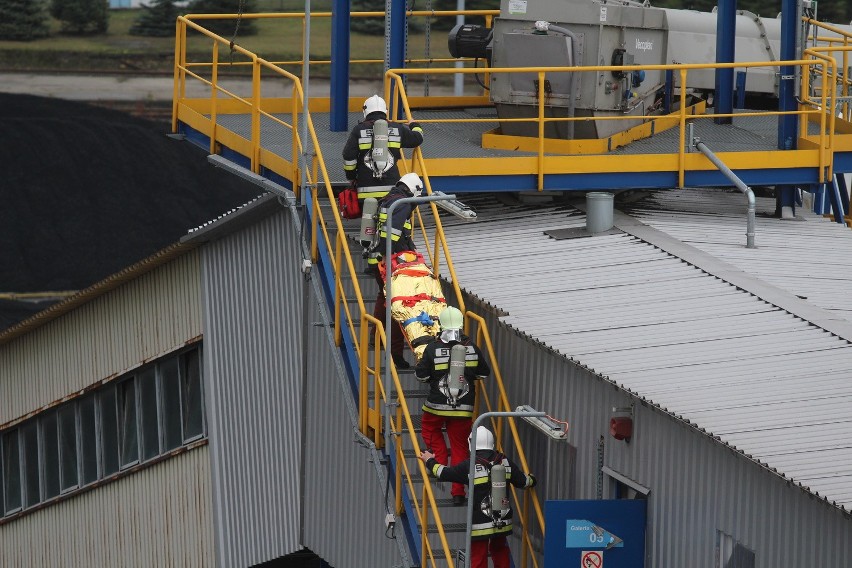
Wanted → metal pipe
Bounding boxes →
[301,0,311,200]
[692,137,757,248]
[465,410,545,568]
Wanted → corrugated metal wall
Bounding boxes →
[0,252,214,566]
[201,207,404,567]
[301,280,404,568]
[1,447,214,567]
[201,210,306,566]
[0,253,203,423]
[478,306,852,568]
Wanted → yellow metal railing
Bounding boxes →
[177,10,496,95]
[386,55,839,188]
[807,18,852,122]
[173,14,546,567]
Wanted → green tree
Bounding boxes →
[130,0,182,37]
[187,0,258,37]
[50,0,108,35]
[0,0,50,41]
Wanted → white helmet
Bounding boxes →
[470,426,495,451]
[398,172,424,197]
[363,94,387,119]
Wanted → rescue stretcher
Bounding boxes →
[379,250,446,360]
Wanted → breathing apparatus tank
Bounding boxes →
[370,119,390,177]
[489,462,510,527]
[359,197,379,247]
[446,344,468,406]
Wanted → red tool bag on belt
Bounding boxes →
[338,184,362,219]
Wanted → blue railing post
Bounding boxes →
[714,0,736,125]
[330,0,351,132]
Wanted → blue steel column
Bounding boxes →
[330,0,350,132]
[714,0,735,125]
[388,0,407,120]
[777,0,799,212]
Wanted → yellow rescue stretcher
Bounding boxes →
[380,251,445,360]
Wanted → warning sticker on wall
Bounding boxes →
[581,550,603,568]
[600,6,608,22]
[508,0,527,15]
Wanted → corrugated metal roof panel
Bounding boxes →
[438,190,852,511]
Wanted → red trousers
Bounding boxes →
[471,536,511,568]
[420,412,472,498]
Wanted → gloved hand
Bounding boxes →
[526,474,537,488]
[408,121,421,130]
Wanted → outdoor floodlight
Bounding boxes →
[516,405,569,440]
[432,191,477,220]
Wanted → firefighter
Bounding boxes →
[416,306,490,506]
[342,94,424,200]
[367,172,425,369]
[418,426,537,568]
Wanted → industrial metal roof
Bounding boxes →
[435,188,852,512]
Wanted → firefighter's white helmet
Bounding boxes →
[470,426,495,451]
[439,306,463,330]
[363,94,387,119]
[398,172,424,197]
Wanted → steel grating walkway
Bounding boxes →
[195,106,851,192]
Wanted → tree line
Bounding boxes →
[1,0,848,42]
[0,0,257,41]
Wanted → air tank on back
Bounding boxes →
[448,0,852,141]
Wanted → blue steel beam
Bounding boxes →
[778,0,799,151]
[388,0,407,120]
[714,0,735,125]
[330,0,351,132]
[777,0,800,212]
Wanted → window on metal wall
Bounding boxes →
[182,349,204,441]
[0,346,205,520]
[716,530,755,568]
[58,405,78,492]
[139,368,160,462]
[118,379,139,468]
[2,430,22,514]
[22,422,40,508]
[79,395,98,486]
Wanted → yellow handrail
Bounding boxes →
[387,57,836,186]
[174,14,540,564]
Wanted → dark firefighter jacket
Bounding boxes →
[415,335,490,417]
[342,112,424,199]
[424,449,536,540]
[367,184,417,265]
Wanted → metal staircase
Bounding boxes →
[312,190,543,566]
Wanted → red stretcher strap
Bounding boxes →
[391,293,447,307]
